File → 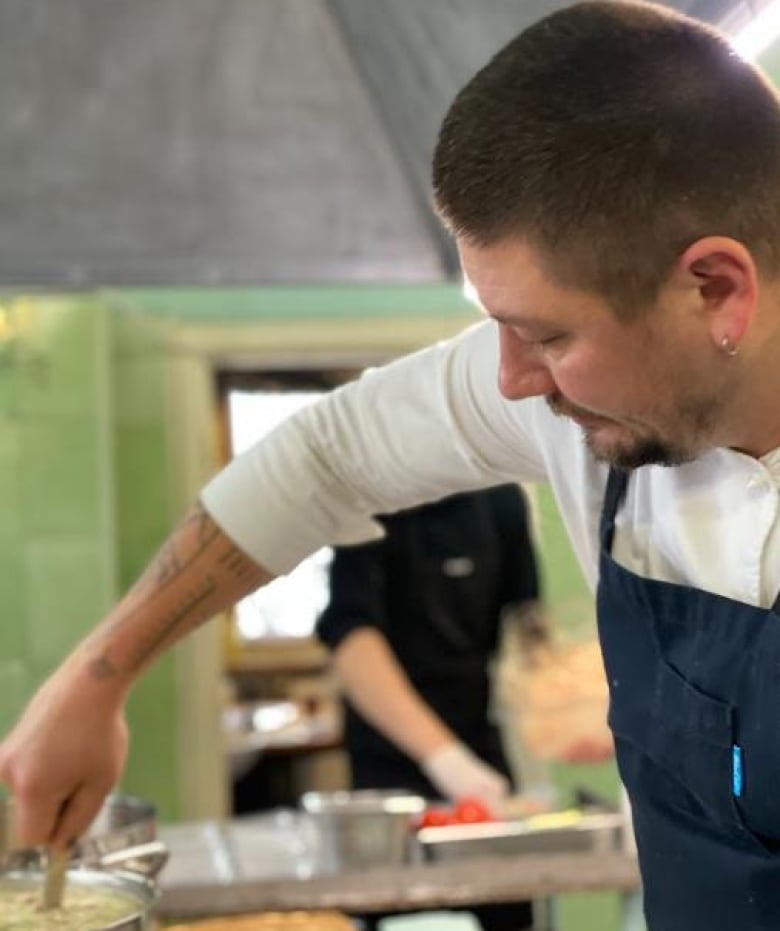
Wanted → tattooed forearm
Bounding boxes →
[85,500,271,682]
[88,652,119,681]
[218,542,268,583]
[90,576,221,681]
[127,575,219,673]
[153,538,182,586]
[191,500,221,546]
[141,502,220,589]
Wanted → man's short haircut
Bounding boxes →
[433,0,780,315]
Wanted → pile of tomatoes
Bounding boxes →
[416,796,496,829]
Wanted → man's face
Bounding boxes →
[459,237,734,469]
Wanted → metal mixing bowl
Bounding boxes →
[0,794,157,868]
[300,789,425,873]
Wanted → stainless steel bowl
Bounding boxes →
[300,789,425,873]
[0,794,156,868]
[0,865,158,930]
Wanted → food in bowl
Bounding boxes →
[1,882,138,930]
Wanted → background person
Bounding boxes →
[316,484,547,808]
[316,485,546,931]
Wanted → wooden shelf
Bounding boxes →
[226,638,330,676]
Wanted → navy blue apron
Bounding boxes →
[598,467,780,930]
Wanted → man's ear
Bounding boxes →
[676,236,758,352]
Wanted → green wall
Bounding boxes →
[0,297,182,817]
[106,283,476,322]
[0,296,116,738]
[109,308,181,818]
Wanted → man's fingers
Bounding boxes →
[0,739,69,847]
[50,784,111,850]
[8,786,69,849]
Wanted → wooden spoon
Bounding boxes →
[41,847,68,910]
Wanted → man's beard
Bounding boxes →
[579,426,692,470]
[546,393,718,470]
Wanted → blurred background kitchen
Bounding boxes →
[0,2,777,929]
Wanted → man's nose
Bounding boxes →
[497,328,556,400]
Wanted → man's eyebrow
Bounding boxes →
[483,308,549,329]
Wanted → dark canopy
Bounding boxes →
[0,0,746,286]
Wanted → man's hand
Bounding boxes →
[0,663,129,849]
[421,741,510,809]
[0,501,272,849]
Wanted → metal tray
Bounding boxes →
[416,809,625,862]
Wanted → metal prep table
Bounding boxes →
[156,811,641,926]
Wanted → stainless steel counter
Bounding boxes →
[156,812,640,920]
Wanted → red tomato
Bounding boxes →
[454,798,494,824]
[419,808,456,829]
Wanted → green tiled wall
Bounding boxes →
[0,298,182,819]
[109,309,180,819]
[0,296,116,738]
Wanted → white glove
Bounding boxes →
[420,741,510,808]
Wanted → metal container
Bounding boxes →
[417,809,625,862]
[300,789,425,873]
[0,792,164,931]
[0,794,156,868]
[0,864,158,930]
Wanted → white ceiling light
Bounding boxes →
[731,0,780,61]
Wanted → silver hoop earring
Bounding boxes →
[720,336,738,357]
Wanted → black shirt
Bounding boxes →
[316,484,540,795]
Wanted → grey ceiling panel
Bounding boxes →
[0,0,445,285]
[674,0,746,23]
[326,0,576,274]
[327,0,742,200]
[326,0,747,274]
[0,0,749,288]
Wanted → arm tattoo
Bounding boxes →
[90,502,259,680]
[88,653,119,681]
[153,538,182,586]
[147,502,220,588]
[218,543,265,582]
[126,575,220,672]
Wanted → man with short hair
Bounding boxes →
[3,4,780,928]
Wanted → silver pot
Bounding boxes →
[0,793,166,931]
[0,863,158,930]
[0,794,157,867]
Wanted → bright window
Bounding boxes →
[227,389,332,640]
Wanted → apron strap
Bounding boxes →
[600,467,629,553]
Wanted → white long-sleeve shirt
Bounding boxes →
[202,319,780,609]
